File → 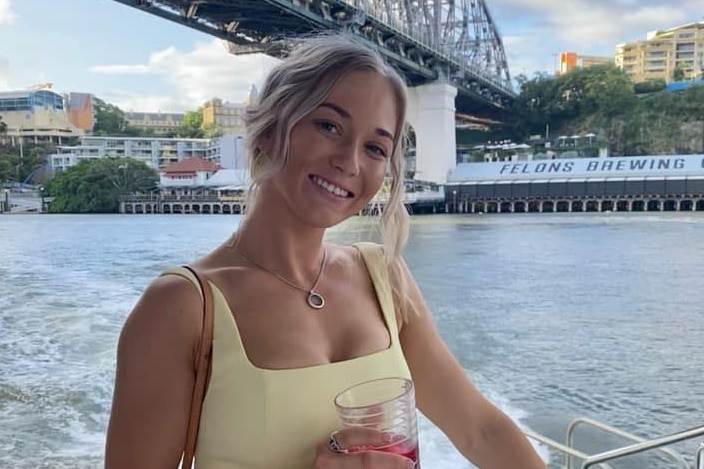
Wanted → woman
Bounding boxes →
[105,34,547,469]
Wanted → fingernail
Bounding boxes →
[406,460,416,469]
[381,432,393,442]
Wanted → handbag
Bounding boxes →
[180,265,215,469]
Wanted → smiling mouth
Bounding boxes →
[310,175,354,198]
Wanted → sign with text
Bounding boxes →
[449,155,704,182]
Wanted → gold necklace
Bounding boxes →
[230,235,327,310]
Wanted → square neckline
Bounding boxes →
[209,243,396,374]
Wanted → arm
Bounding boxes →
[105,275,203,469]
[396,258,546,469]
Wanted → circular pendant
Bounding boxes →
[307,291,325,309]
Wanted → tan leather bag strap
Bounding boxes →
[181,265,214,468]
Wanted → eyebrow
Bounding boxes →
[319,102,395,142]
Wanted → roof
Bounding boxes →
[204,169,251,188]
[161,157,221,175]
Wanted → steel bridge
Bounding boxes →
[112,0,515,116]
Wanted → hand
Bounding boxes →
[313,427,415,469]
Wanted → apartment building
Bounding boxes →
[125,111,184,135]
[615,20,704,83]
[48,133,246,173]
[49,136,210,172]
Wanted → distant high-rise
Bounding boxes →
[67,92,95,132]
[615,20,704,83]
[558,52,613,75]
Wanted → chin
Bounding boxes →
[303,209,359,229]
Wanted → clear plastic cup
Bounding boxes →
[334,377,420,467]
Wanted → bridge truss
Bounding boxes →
[112,0,515,113]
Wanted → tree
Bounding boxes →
[673,66,686,82]
[202,122,224,139]
[44,157,158,213]
[93,98,129,135]
[634,80,666,94]
[178,109,205,138]
[507,66,637,141]
[0,115,6,135]
[0,142,53,184]
[507,72,559,139]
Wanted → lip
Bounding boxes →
[309,174,355,199]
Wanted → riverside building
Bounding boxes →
[445,154,704,214]
[0,88,85,143]
[48,133,245,172]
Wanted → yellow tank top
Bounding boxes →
[163,242,412,469]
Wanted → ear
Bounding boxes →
[257,127,275,157]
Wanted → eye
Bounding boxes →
[367,144,388,158]
[315,120,341,135]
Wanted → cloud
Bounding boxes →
[0,0,17,25]
[90,39,279,112]
[490,0,697,76]
[98,91,179,114]
[90,64,151,74]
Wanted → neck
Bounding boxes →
[233,190,327,286]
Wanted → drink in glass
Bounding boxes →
[334,377,420,468]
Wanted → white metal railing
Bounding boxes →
[524,417,704,469]
[581,426,704,469]
[566,417,689,469]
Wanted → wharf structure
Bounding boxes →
[445,154,704,214]
[120,175,444,215]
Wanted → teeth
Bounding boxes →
[313,176,350,198]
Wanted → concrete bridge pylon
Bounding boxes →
[406,82,458,185]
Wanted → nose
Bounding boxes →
[331,140,361,176]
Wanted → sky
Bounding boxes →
[0,0,700,113]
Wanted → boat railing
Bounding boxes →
[567,417,690,469]
[523,429,613,469]
[524,417,704,469]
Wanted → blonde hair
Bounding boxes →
[244,33,416,322]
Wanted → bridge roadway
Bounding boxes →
[112,0,515,118]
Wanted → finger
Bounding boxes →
[332,427,394,452]
[348,448,416,469]
[314,439,416,469]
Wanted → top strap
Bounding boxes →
[162,265,214,469]
[354,242,399,335]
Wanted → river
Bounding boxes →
[0,213,702,468]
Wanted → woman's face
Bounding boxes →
[266,70,400,228]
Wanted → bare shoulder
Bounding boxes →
[106,272,204,468]
[119,272,203,360]
[326,243,365,268]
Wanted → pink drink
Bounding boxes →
[349,435,420,467]
[378,438,420,467]
[335,378,421,467]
